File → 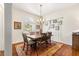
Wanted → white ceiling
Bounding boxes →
[13,3,78,16]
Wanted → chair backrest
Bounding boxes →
[22,33,28,43]
[39,33,47,42]
[47,32,52,39]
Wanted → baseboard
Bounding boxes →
[12,42,24,46]
[59,41,72,47]
[53,40,72,47]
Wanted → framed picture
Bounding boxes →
[49,20,53,24]
[53,19,57,23]
[55,26,60,30]
[14,21,21,29]
[50,20,53,24]
[58,20,62,25]
[24,24,32,31]
[49,24,55,29]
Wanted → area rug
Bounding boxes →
[15,42,63,56]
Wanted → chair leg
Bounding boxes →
[26,45,32,56]
[26,44,28,55]
[36,43,39,56]
[33,43,38,56]
[36,46,38,56]
[49,39,51,45]
[46,41,48,47]
[23,42,25,50]
[30,45,33,56]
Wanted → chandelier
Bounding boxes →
[39,4,45,33]
[38,5,44,24]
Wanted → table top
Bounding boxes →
[27,34,42,40]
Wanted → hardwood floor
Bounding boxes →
[1,42,79,56]
[53,44,72,56]
[54,44,79,56]
[0,50,4,56]
[12,42,79,56]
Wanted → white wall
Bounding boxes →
[43,5,79,45]
[0,5,4,50]
[12,7,39,44]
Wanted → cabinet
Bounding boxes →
[72,32,79,50]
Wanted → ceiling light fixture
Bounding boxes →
[39,4,44,23]
[39,4,45,33]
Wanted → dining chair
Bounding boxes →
[22,33,35,55]
[37,33,48,48]
[41,33,50,44]
[47,32,52,44]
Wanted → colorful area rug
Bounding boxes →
[15,42,63,56]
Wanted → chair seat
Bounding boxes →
[28,40,35,45]
[37,41,46,44]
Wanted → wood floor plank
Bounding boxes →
[53,44,72,56]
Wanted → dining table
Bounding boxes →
[26,34,43,53]
[26,34,43,55]
[26,32,52,55]
[27,34,42,40]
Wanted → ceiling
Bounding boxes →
[13,3,78,16]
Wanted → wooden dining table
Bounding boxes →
[26,34,44,56]
[26,33,52,55]
[26,34,43,52]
